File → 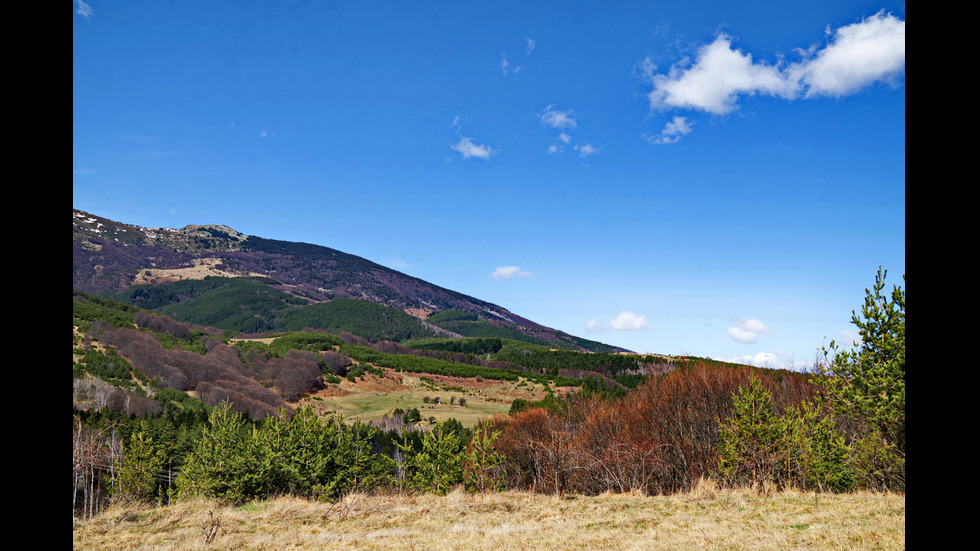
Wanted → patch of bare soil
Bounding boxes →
[131,257,265,285]
[351,370,409,392]
[404,307,434,320]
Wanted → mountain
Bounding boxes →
[73,209,627,353]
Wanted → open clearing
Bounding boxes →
[73,485,905,550]
[296,368,554,427]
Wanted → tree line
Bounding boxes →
[72,269,904,518]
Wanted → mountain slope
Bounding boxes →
[73,209,627,352]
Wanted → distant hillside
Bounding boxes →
[73,209,627,353]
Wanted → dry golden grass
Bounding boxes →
[299,371,548,428]
[73,482,904,550]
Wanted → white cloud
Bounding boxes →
[451,136,495,160]
[502,39,536,76]
[609,311,652,331]
[837,329,862,347]
[726,327,757,344]
[547,133,574,154]
[644,116,694,144]
[501,54,523,76]
[450,117,495,160]
[75,0,94,18]
[773,349,795,359]
[648,34,795,115]
[539,106,601,158]
[539,105,577,130]
[525,38,537,56]
[644,11,905,115]
[791,11,906,97]
[491,266,536,281]
[726,318,773,344]
[583,319,606,333]
[728,351,780,368]
[633,56,657,82]
[724,351,809,371]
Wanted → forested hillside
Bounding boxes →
[73,209,904,527]
[73,209,622,353]
[74,268,904,524]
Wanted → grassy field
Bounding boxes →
[298,369,551,427]
[72,482,905,550]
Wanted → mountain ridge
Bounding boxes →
[73,209,629,353]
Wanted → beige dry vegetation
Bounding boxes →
[132,257,265,285]
[298,369,552,428]
[73,482,904,550]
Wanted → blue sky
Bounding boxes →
[73,1,905,370]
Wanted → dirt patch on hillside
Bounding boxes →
[352,369,409,392]
[132,257,265,285]
[404,307,434,320]
[309,369,410,398]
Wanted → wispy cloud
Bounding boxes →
[584,319,606,333]
[450,117,495,160]
[574,143,600,157]
[501,54,522,76]
[452,137,495,160]
[501,38,536,76]
[525,38,537,56]
[539,105,577,130]
[609,311,652,331]
[726,318,773,344]
[644,11,905,116]
[540,105,602,157]
[491,266,536,281]
[384,257,414,270]
[643,116,694,144]
[75,0,94,18]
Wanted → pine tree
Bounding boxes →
[464,419,504,493]
[718,379,853,491]
[176,402,261,503]
[717,378,781,487]
[399,423,466,494]
[820,267,905,489]
[115,421,166,503]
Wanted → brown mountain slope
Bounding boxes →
[73,209,627,352]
